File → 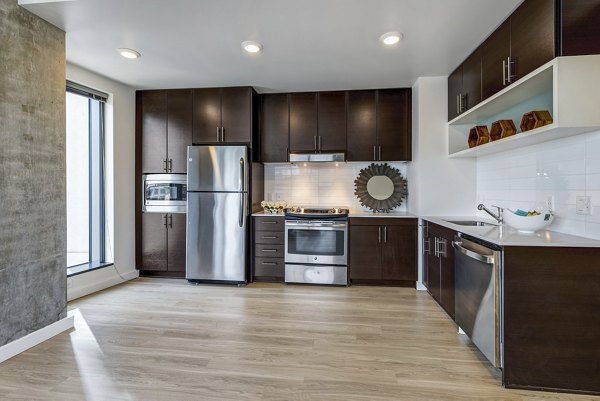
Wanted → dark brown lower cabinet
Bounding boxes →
[139,213,186,277]
[349,218,417,286]
[502,246,600,395]
[423,221,456,318]
[252,216,285,282]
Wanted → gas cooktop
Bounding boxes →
[285,207,349,218]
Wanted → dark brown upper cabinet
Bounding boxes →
[139,89,192,174]
[193,87,253,144]
[560,0,600,56]
[347,90,377,161]
[448,48,482,121]
[289,92,318,152]
[377,89,411,162]
[317,91,347,152]
[347,89,412,162]
[260,94,289,163]
[481,19,511,101]
[510,0,555,81]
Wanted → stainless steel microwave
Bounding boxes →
[142,174,187,213]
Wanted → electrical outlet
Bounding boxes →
[576,196,592,215]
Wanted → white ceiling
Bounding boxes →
[21,0,522,92]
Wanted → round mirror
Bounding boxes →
[354,163,408,212]
[367,176,394,200]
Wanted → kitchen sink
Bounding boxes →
[444,220,498,227]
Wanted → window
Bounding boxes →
[66,81,111,272]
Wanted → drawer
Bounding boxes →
[349,217,417,226]
[254,216,284,232]
[254,231,285,245]
[255,244,285,258]
[254,257,284,277]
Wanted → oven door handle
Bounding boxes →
[285,222,347,229]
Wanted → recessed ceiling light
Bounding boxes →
[380,32,403,46]
[241,40,263,53]
[118,48,141,59]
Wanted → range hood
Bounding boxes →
[288,152,345,163]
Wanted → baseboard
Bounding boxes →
[67,267,138,301]
[0,316,75,363]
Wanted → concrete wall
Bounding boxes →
[65,63,139,301]
[0,1,66,346]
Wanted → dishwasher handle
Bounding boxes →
[452,240,495,264]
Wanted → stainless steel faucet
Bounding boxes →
[478,204,503,224]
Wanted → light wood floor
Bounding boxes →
[0,278,595,401]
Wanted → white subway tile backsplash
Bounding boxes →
[264,162,409,212]
[477,129,600,240]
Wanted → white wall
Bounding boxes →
[264,162,409,212]
[66,63,138,300]
[477,130,600,240]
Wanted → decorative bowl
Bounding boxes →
[504,209,554,233]
[261,200,287,214]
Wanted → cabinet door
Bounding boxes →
[377,89,411,161]
[462,48,481,111]
[261,94,289,162]
[561,0,600,56]
[141,90,167,173]
[167,89,192,174]
[349,225,382,280]
[481,19,511,100]
[192,88,221,144]
[221,87,252,143]
[347,90,377,161]
[381,223,417,281]
[438,236,455,318]
[167,213,186,273]
[141,213,167,271]
[289,92,318,152]
[317,91,347,152]
[447,64,463,121]
[511,0,555,81]
[426,250,441,303]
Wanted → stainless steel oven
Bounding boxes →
[142,174,187,213]
[284,209,349,286]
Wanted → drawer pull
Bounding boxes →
[261,262,277,265]
[262,221,277,224]
[262,236,278,239]
[261,249,278,252]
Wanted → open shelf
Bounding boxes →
[448,55,600,158]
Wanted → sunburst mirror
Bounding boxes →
[354,163,408,212]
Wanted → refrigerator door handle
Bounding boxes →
[239,157,245,192]
[239,193,245,227]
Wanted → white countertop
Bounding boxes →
[422,216,600,248]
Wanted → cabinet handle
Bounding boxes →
[378,226,382,243]
[163,159,167,172]
[456,94,460,115]
[507,56,515,83]
[502,59,507,86]
[261,249,278,253]
[318,135,322,151]
[163,214,168,227]
[373,146,377,161]
[262,221,277,224]
[438,238,447,257]
[434,237,439,257]
[314,136,317,151]
[378,146,382,161]
[423,238,430,255]
[261,261,277,266]
[262,236,278,239]
[168,214,173,228]
[383,226,387,243]
[221,127,225,142]
[168,158,173,172]
[217,127,220,141]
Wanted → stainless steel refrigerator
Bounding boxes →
[186,145,248,284]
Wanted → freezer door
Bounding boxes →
[186,192,247,282]
[187,146,248,192]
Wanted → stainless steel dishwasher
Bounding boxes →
[453,234,503,368]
